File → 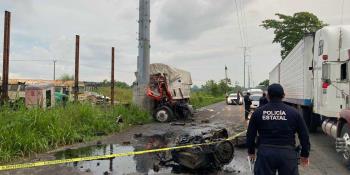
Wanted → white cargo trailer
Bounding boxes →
[269,26,350,166]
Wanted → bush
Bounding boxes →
[190,92,224,109]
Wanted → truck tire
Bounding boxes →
[154,106,174,123]
[340,124,350,168]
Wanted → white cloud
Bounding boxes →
[0,0,349,86]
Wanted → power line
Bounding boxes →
[234,0,245,47]
[341,0,345,25]
[239,0,249,46]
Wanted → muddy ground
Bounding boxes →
[1,102,350,175]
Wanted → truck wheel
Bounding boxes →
[154,106,174,123]
[340,124,350,168]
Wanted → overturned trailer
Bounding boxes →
[147,63,194,122]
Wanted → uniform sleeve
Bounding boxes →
[296,113,311,157]
[246,111,258,154]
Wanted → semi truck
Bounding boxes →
[269,25,350,166]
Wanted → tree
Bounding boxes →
[191,85,201,92]
[202,80,220,96]
[261,12,327,59]
[59,74,74,81]
[259,79,269,87]
[218,79,230,94]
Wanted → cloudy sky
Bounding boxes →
[0,0,349,86]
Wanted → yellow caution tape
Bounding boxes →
[0,130,246,171]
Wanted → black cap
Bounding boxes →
[267,83,285,99]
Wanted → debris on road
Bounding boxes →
[122,141,131,145]
[201,119,210,123]
[159,128,234,170]
[170,122,186,126]
[115,115,123,124]
[134,133,143,138]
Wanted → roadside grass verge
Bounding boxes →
[190,92,224,109]
[0,103,150,163]
[95,87,132,104]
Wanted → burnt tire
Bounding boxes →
[340,124,350,168]
[154,106,174,123]
[214,141,234,165]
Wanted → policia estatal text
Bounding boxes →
[246,84,310,175]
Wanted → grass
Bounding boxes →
[190,92,224,109]
[95,87,133,104]
[0,103,150,163]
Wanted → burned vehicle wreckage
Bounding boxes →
[153,128,235,172]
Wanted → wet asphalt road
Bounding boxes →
[1,102,350,175]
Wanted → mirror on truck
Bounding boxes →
[322,63,331,83]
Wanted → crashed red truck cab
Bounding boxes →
[146,63,194,122]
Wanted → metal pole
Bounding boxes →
[74,35,80,102]
[1,11,10,103]
[225,65,228,95]
[111,47,115,105]
[53,60,56,80]
[243,47,246,89]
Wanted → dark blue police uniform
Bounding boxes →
[259,96,268,107]
[246,99,310,175]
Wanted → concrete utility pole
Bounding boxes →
[133,0,151,109]
[74,35,80,102]
[111,47,115,105]
[1,11,11,103]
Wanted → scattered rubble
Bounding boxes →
[201,119,210,123]
[122,141,131,145]
[134,133,143,138]
[116,115,123,124]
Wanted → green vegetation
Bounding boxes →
[190,79,242,108]
[261,12,327,59]
[0,103,150,163]
[190,91,224,108]
[96,87,133,104]
[258,79,269,87]
[59,73,74,81]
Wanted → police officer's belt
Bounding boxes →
[259,144,295,150]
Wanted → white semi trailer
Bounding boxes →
[269,25,350,166]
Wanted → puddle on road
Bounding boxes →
[55,144,173,175]
[55,128,244,175]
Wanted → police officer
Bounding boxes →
[259,92,268,107]
[246,84,310,175]
[244,92,252,120]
